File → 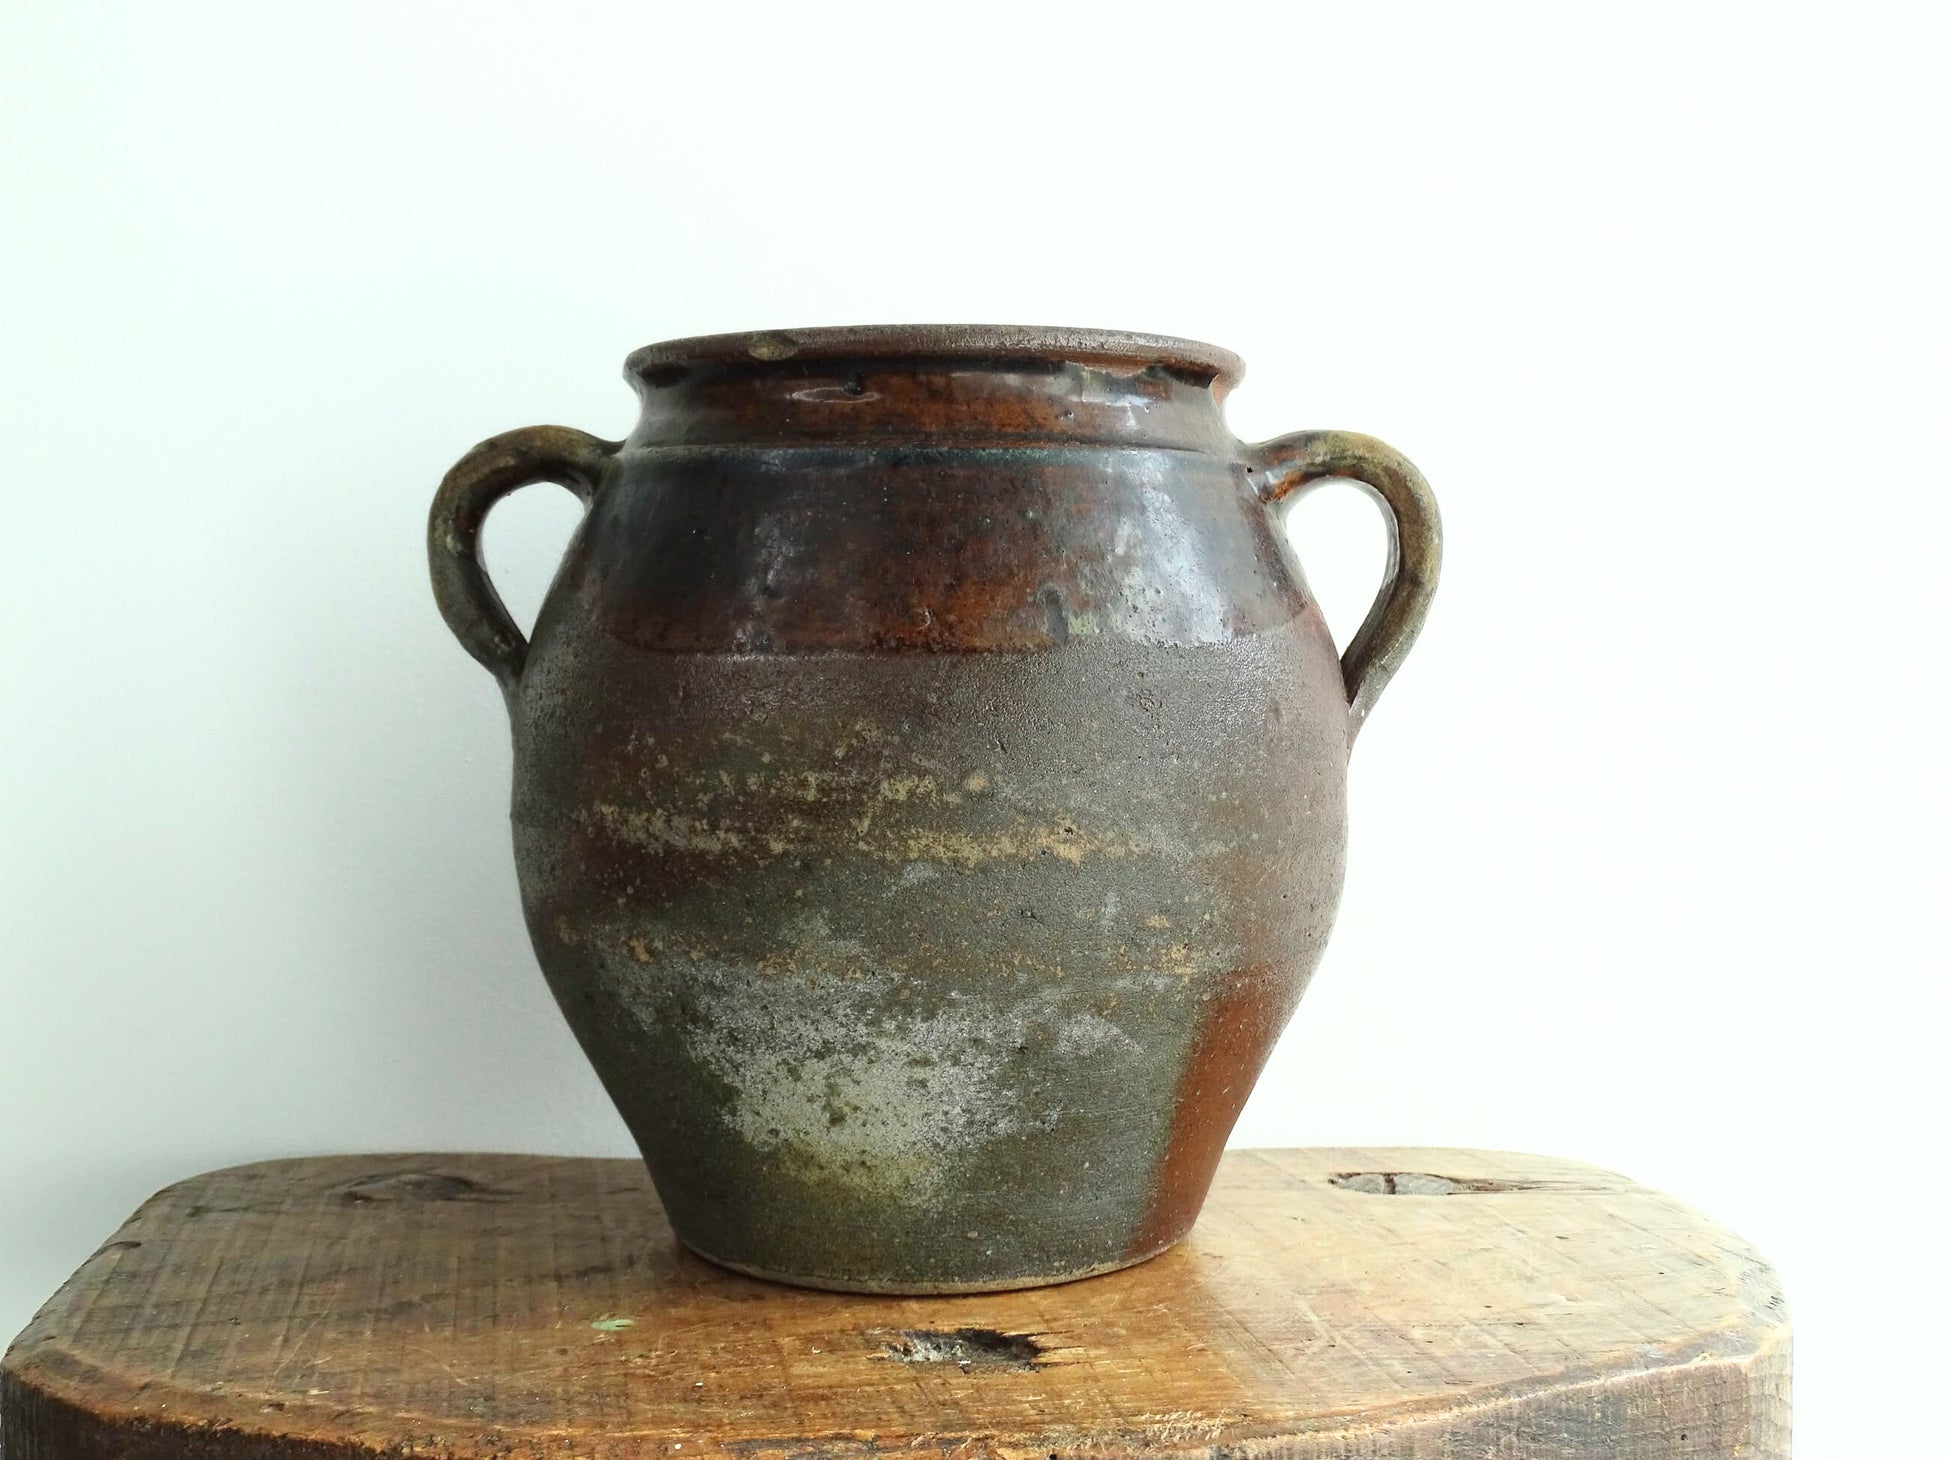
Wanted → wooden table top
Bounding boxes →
[1,1149,1788,1459]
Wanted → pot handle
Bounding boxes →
[1248,430,1442,741]
[427,425,620,690]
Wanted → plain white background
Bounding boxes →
[3,2,1941,1451]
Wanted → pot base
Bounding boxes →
[677,1235,1182,1295]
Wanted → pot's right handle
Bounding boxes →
[428,425,620,693]
[1248,430,1442,742]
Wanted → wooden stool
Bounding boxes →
[1,1149,1789,1459]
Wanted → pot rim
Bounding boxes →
[625,324,1243,387]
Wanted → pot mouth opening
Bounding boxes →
[626,324,1243,390]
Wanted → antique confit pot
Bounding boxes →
[428,325,1440,1292]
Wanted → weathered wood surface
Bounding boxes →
[1,1149,1788,1459]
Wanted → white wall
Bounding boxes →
[3,4,1939,1451]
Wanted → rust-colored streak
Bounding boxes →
[1127,964,1295,1258]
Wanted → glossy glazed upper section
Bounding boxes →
[623,326,1244,451]
[563,448,1311,654]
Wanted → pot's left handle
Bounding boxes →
[428,425,620,692]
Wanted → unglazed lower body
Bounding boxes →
[510,618,1349,1292]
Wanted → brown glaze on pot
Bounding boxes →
[429,325,1440,1293]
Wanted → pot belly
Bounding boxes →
[511,617,1348,1291]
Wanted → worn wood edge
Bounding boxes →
[0,1331,1793,1460]
[0,1149,1794,1460]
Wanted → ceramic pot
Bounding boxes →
[428,325,1440,1292]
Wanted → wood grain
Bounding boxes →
[0,1149,1788,1459]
